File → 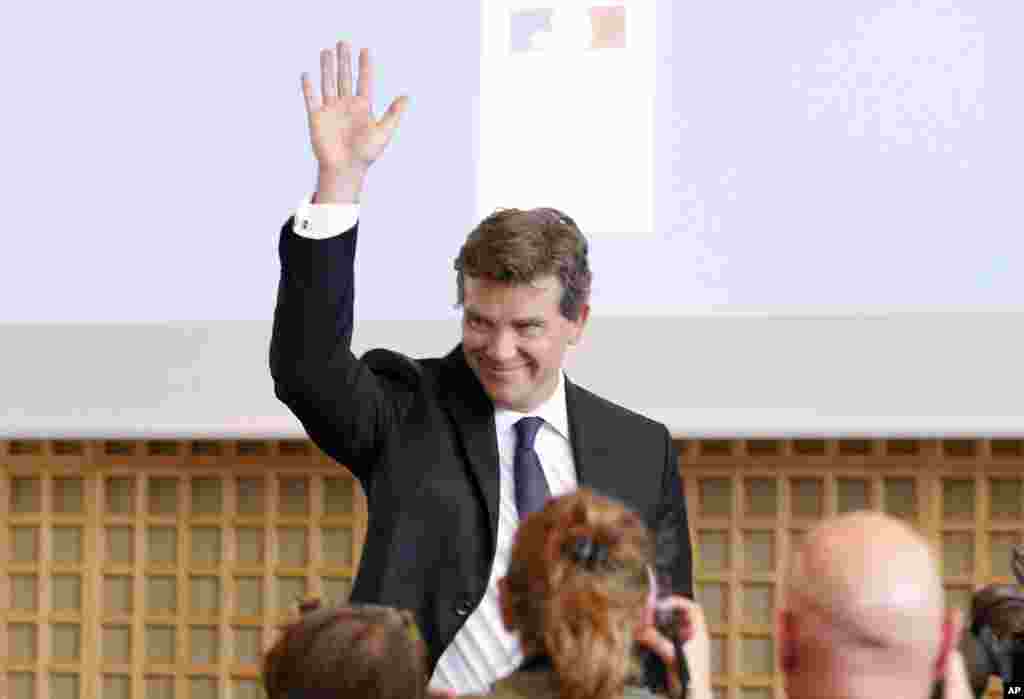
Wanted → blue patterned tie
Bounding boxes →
[514,416,550,520]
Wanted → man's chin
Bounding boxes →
[469,365,541,409]
[484,384,520,409]
[482,380,535,410]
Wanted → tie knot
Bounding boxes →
[515,416,545,450]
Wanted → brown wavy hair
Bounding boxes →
[501,488,654,699]
[454,207,592,321]
[262,600,428,699]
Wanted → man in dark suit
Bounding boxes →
[270,40,693,695]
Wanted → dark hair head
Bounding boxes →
[502,488,653,699]
[262,599,428,699]
[454,207,592,321]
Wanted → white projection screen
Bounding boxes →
[2,0,1022,436]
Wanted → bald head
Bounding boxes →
[787,511,945,653]
[778,511,958,699]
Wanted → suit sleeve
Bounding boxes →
[656,426,694,599]
[269,218,415,489]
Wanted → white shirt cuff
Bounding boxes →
[292,194,359,239]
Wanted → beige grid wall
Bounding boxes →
[1,439,365,699]
[678,437,1024,699]
[3,437,1023,699]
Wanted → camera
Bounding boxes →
[642,506,692,698]
[640,567,690,698]
[653,596,691,697]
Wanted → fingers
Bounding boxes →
[309,42,393,129]
[318,42,354,109]
[300,72,317,115]
[635,627,683,698]
[321,48,338,108]
[357,47,373,106]
[337,41,353,98]
[657,596,704,642]
[681,599,704,638]
[635,625,677,662]
[377,95,409,133]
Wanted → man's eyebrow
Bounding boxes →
[464,310,545,326]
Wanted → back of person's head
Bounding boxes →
[498,487,654,699]
[454,207,592,321]
[778,511,959,699]
[262,599,428,699]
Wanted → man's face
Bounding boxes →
[462,275,588,412]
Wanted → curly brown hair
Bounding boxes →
[454,208,592,321]
[501,488,654,699]
[262,600,428,699]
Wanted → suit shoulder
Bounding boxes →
[357,348,450,387]
[570,382,669,437]
[359,348,427,385]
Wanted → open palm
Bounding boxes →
[302,42,407,173]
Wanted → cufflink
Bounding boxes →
[300,219,310,230]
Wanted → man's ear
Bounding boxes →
[568,304,590,345]
[497,577,515,631]
[935,607,963,680]
[777,609,798,674]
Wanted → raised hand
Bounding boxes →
[301,41,408,195]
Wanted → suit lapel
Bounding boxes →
[566,378,619,495]
[440,345,501,546]
[567,377,655,512]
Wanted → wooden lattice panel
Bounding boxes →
[676,437,1024,699]
[3,438,1023,699]
[1,440,366,699]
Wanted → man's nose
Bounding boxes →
[485,329,517,362]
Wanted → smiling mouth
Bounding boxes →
[482,364,527,374]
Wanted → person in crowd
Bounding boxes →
[956,544,1024,698]
[778,511,970,699]
[461,488,711,699]
[262,599,433,699]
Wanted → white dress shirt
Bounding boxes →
[291,196,580,694]
[291,194,359,238]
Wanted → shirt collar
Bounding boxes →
[493,371,570,442]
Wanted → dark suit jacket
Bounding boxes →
[269,219,693,676]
